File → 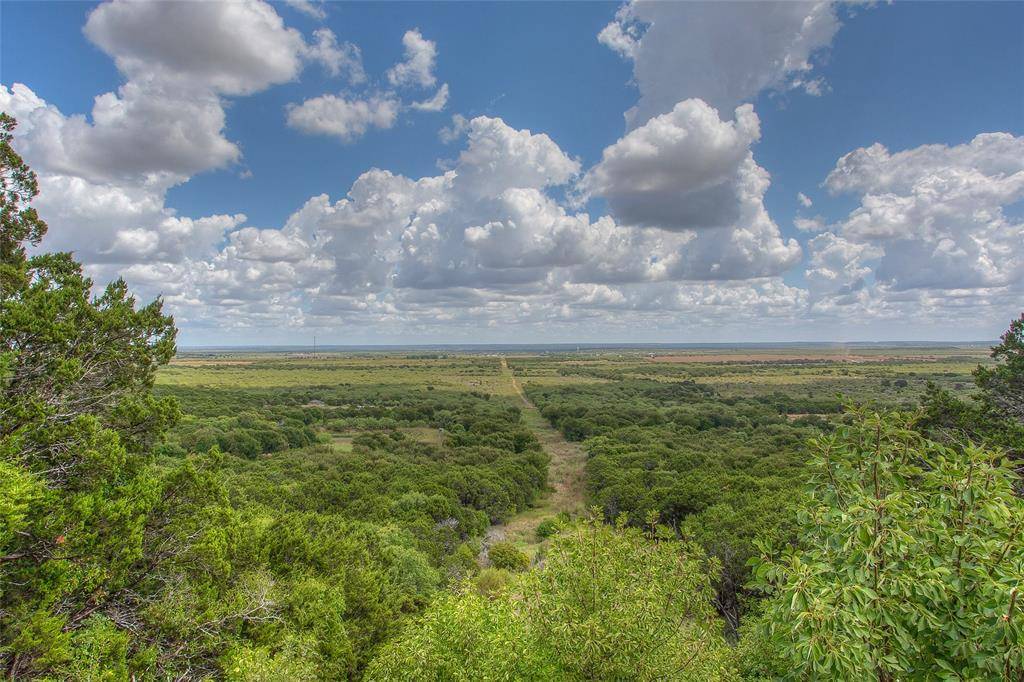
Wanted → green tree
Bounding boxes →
[919,313,1024,462]
[367,517,737,681]
[0,114,227,678]
[749,408,1024,680]
[976,313,1024,426]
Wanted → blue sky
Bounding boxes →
[2,1,1022,344]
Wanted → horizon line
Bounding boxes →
[176,340,997,351]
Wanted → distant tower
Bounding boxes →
[313,335,317,358]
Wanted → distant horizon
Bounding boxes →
[177,339,998,352]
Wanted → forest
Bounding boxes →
[2,113,1023,679]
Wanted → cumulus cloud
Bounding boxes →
[439,114,469,143]
[797,191,813,207]
[286,93,400,141]
[274,114,799,300]
[20,0,1015,340]
[386,29,438,89]
[583,100,761,230]
[0,84,245,264]
[0,0,347,267]
[825,133,1024,291]
[579,99,800,279]
[47,0,361,186]
[225,227,311,263]
[288,27,447,142]
[599,1,844,127]
[805,232,882,297]
[455,116,580,198]
[794,216,827,233]
[1,81,236,188]
[84,0,308,96]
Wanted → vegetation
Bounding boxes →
[2,115,1021,680]
[749,409,1023,679]
[526,378,814,631]
[367,517,736,681]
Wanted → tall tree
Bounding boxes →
[0,114,226,678]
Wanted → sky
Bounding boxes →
[1,0,1022,346]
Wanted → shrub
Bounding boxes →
[488,541,530,571]
[535,517,561,540]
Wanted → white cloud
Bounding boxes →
[225,227,311,263]
[386,29,438,89]
[583,100,761,230]
[43,0,363,187]
[596,9,641,60]
[0,0,345,268]
[285,93,400,141]
[826,133,1024,291]
[439,114,469,143]
[1,81,237,187]
[281,115,799,298]
[805,232,882,297]
[84,0,308,96]
[579,99,800,279]
[599,1,844,127]
[0,83,248,265]
[412,83,449,112]
[304,28,365,83]
[794,216,827,233]
[285,0,326,21]
[455,116,580,198]
[797,191,813,207]
[17,1,1014,340]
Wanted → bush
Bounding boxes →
[535,517,562,540]
[474,567,512,596]
[488,541,529,571]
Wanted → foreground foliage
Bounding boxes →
[367,517,737,681]
[749,409,1024,680]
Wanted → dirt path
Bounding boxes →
[484,358,587,559]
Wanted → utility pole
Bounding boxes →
[313,335,317,359]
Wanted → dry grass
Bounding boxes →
[486,358,587,558]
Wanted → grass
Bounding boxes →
[486,358,587,557]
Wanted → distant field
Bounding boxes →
[160,346,988,405]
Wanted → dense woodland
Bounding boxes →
[3,113,1023,679]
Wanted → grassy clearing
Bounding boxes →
[486,358,587,557]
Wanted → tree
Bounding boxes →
[749,408,1023,680]
[976,313,1024,426]
[918,313,1024,470]
[0,114,226,677]
[367,516,737,681]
